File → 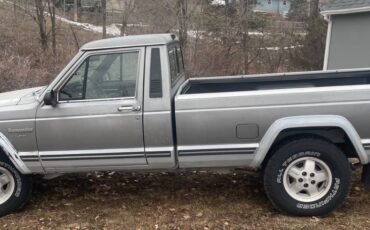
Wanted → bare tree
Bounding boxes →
[176,0,188,50]
[288,0,326,70]
[74,0,78,21]
[287,0,308,21]
[101,0,106,38]
[33,0,48,50]
[190,0,207,65]
[238,0,263,74]
[239,0,250,74]
[47,0,56,55]
[13,0,17,21]
[69,25,80,50]
[161,0,190,49]
[119,0,135,36]
[309,0,320,18]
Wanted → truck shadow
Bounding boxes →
[30,169,271,210]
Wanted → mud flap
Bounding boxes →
[361,164,370,188]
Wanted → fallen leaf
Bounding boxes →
[196,212,203,217]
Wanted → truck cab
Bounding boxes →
[37,34,184,172]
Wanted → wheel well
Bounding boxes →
[261,127,357,169]
[0,148,11,164]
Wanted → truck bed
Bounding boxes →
[181,69,370,94]
[175,68,370,168]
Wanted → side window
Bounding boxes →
[176,47,184,75]
[59,51,139,101]
[168,45,184,85]
[168,48,177,83]
[59,61,87,100]
[99,54,121,81]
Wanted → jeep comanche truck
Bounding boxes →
[1,34,370,217]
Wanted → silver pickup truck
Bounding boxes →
[0,34,369,217]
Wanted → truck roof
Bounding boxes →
[81,33,177,51]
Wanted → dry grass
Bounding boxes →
[0,168,369,229]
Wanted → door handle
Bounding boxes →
[117,105,141,112]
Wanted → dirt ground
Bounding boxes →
[0,167,368,230]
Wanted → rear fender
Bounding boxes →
[251,115,368,168]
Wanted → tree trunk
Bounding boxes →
[69,25,80,50]
[101,0,106,38]
[240,0,250,74]
[177,0,188,51]
[120,0,135,37]
[120,19,127,36]
[48,0,56,55]
[69,25,80,51]
[13,0,17,21]
[73,0,78,21]
[309,0,319,18]
[34,0,48,50]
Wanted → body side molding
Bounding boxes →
[251,115,369,168]
[0,133,32,174]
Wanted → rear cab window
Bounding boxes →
[168,44,184,86]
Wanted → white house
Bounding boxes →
[254,0,291,16]
[211,0,292,16]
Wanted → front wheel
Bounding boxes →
[0,157,32,217]
[263,137,352,216]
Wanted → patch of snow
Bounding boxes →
[115,23,150,28]
[187,30,270,39]
[248,31,269,36]
[55,15,122,36]
[259,45,303,51]
[211,0,225,6]
[187,30,206,39]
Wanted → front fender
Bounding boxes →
[0,133,31,174]
[251,115,368,168]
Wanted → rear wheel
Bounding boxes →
[0,157,32,217]
[263,137,352,216]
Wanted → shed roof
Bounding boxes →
[321,0,370,16]
[81,33,177,51]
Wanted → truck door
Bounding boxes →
[35,47,146,172]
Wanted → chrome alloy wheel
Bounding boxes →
[0,167,15,205]
[283,156,333,203]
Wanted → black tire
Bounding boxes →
[263,137,352,216]
[0,156,32,217]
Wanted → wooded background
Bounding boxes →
[0,0,327,92]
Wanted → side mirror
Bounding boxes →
[43,90,57,107]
